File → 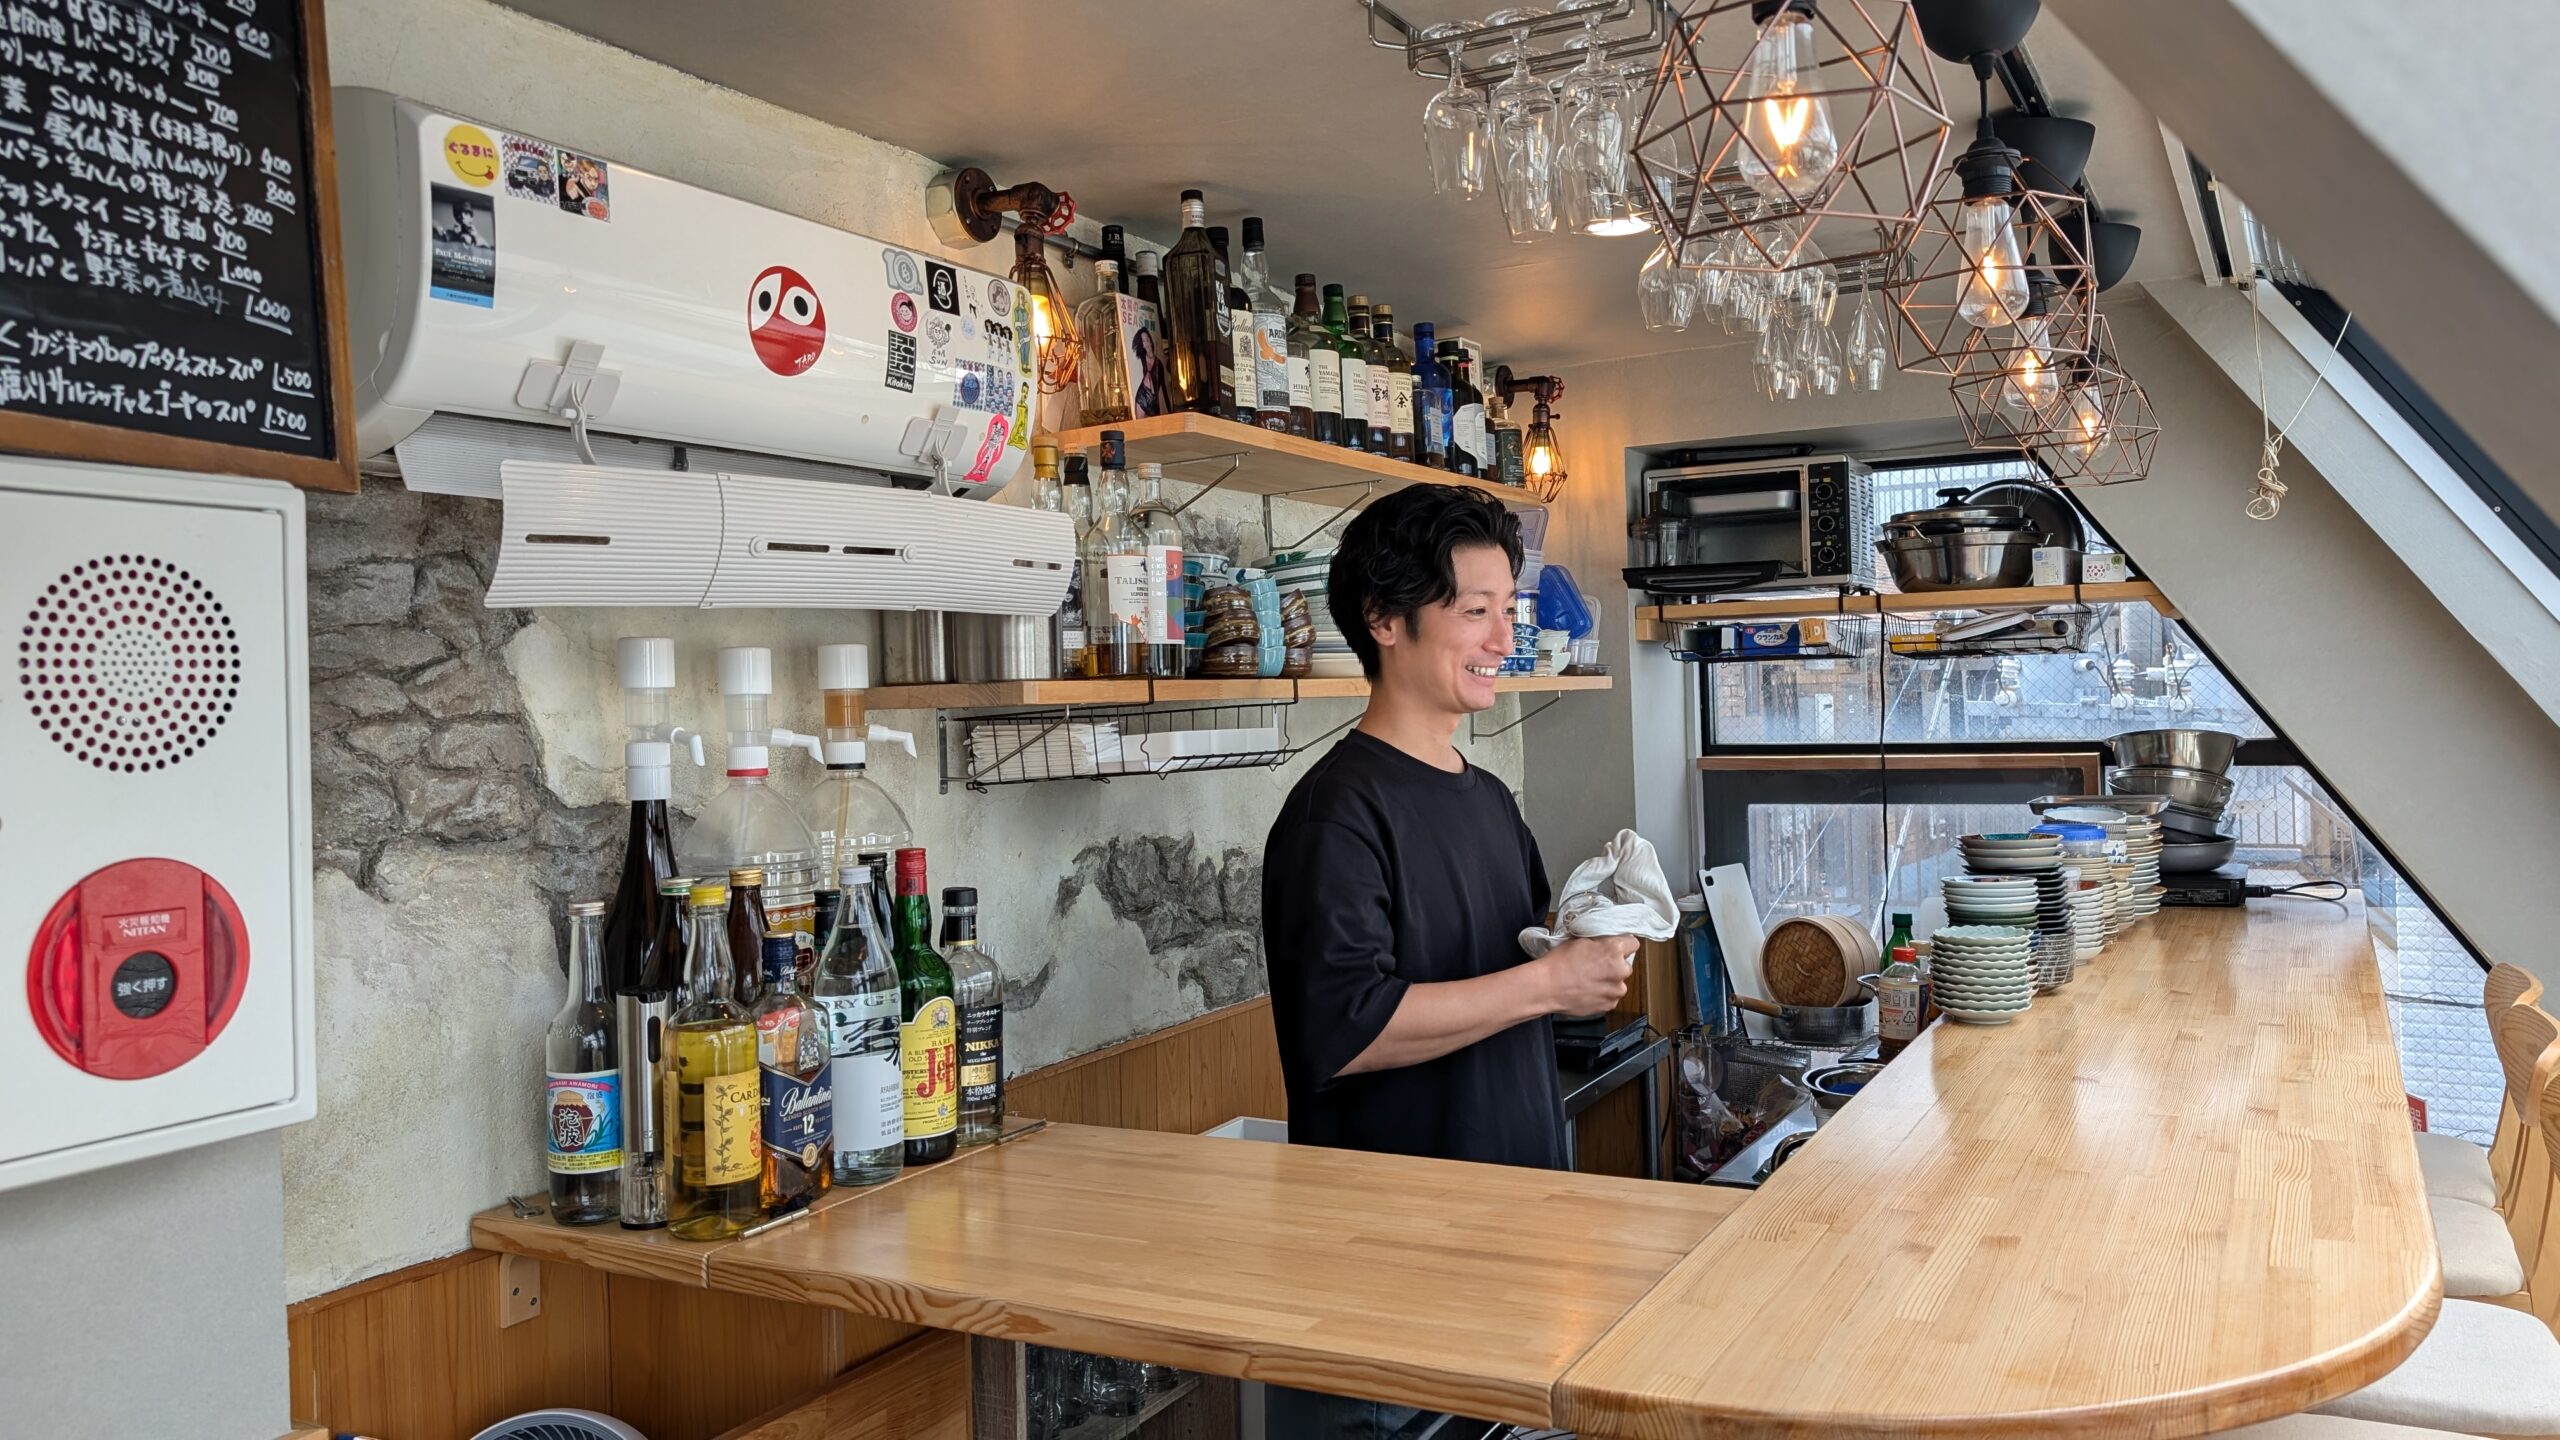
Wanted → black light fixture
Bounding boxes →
[2059,209,2143,292]
[1988,110,2094,193]
[1492,367,1568,501]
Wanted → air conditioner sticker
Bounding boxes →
[882,248,924,295]
[925,261,959,315]
[428,184,497,308]
[748,265,825,376]
[963,414,1010,486]
[500,134,556,203]
[558,150,611,221]
[890,292,918,333]
[885,332,917,392]
[988,278,1010,312]
[952,360,1014,417]
[923,318,953,368]
[442,123,499,187]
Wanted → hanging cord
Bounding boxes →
[2246,290,2354,521]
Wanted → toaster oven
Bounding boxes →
[1625,454,1877,597]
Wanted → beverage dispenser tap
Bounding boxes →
[678,647,826,956]
[801,644,917,889]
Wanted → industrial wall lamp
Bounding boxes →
[1493,366,1568,501]
[927,166,1082,395]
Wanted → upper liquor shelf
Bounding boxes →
[1631,581,2177,639]
[1047,413,1544,509]
[866,672,1610,712]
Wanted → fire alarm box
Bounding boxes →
[0,458,315,1191]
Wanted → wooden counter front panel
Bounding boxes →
[706,1123,1743,1427]
[1558,902,2441,1438]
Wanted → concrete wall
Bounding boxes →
[0,1134,288,1440]
[288,0,1524,1301]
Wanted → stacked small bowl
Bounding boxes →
[1927,925,2036,1023]
[1267,550,1360,678]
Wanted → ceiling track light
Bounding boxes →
[1629,0,1952,279]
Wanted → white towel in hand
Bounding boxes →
[1518,828,1680,957]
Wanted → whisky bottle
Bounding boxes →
[669,878,760,1241]
[817,861,903,1187]
[1161,191,1231,416]
[725,865,770,1008]
[1443,342,1485,477]
[1131,249,1162,308]
[1134,462,1187,678]
[893,849,959,1166]
[1240,218,1292,431]
[1285,273,1323,439]
[753,932,832,1214]
[1072,259,1134,428]
[941,888,1005,1147]
[1412,322,1449,469]
[1212,224,1253,424]
[1298,275,1342,444]
[1085,431,1146,678]
[1374,304,1413,462]
[1060,461,1095,678]
[1353,295,1392,454]
[1098,223,1128,291]
[545,900,620,1225]
[1325,285,1366,452]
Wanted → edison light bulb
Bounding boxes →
[1998,312,2059,416]
[1736,6,1841,202]
[1526,428,1559,479]
[1955,196,2030,328]
[2061,382,2109,455]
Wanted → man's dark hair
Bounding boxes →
[1326,483,1523,678]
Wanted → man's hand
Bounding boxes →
[1535,933,1639,1015]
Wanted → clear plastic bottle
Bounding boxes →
[798,644,915,884]
[680,647,825,958]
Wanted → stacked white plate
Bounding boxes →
[2066,881,2105,960]
[1958,833,2063,873]
[1927,925,2035,1023]
[2122,816,2164,921]
[1942,874,2038,925]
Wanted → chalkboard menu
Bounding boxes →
[0,0,353,490]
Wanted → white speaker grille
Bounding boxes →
[17,554,243,772]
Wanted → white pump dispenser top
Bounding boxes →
[814,642,914,766]
[618,636,701,802]
[716,644,822,774]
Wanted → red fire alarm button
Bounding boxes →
[26,859,250,1080]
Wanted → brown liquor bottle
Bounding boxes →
[1160,190,1233,418]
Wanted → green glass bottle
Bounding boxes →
[1322,284,1367,452]
[890,847,957,1165]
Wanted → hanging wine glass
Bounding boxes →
[1488,46,1559,241]
[1844,288,1887,392]
[1420,29,1492,200]
[1638,239,1693,330]
[1556,25,1647,236]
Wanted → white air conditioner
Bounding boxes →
[489,461,1072,613]
[334,88,1035,499]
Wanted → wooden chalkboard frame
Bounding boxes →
[0,0,358,493]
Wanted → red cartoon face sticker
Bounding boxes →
[748,265,824,376]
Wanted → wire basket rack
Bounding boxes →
[938,702,1299,792]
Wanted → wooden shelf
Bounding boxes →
[1047,412,1542,509]
[868,672,1611,710]
[1632,580,2175,640]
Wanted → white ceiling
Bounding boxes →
[492,0,2193,370]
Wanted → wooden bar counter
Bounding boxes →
[472,902,2440,1436]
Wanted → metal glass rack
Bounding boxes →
[938,701,1327,793]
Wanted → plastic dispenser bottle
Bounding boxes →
[680,647,826,952]
[607,637,703,1230]
[801,643,916,883]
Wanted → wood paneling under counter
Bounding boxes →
[1007,997,1288,1135]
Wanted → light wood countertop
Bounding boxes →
[704,1123,1740,1426]
[471,903,2436,1437]
[1557,899,2441,1437]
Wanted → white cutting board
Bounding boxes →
[1702,863,1773,1039]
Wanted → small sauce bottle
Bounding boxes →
[1878,944,1924,1061]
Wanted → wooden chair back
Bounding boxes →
[2491,966,2551,1204]
[2499,1003,2560,1325]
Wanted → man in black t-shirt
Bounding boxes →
[1263,485,1636,1171]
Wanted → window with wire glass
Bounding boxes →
[1697,457,2496,1140]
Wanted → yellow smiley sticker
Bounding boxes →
[442,123,499,187]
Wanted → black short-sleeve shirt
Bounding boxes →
[1260,730,1562,1169]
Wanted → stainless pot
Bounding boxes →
[1736,993,1874,1046]
[2106,763,2236,813]
[2160,833,2239,872]
[880,611,951,685]
[945,613,1055,683]
[2109,727,2241,776]
[1875,531,2039,592]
